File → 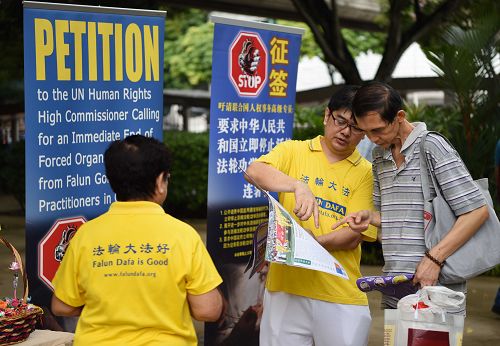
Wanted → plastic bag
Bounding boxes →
[384,286,465,346]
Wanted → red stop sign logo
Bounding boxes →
[38,217,86,290]
[229,32,268,97]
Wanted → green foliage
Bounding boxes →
[168,22,214,88]
[292,105,325,140]
[163,131,209,217]
[422,0,499,181]
[164,8,210,89]
[406,101,499,210]
[164,7,207,43]
[404,102,462,140]
[0,141,25,211]
[341,29,385,58]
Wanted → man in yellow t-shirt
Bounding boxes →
[51,135,223,346]
[246,86,377,346]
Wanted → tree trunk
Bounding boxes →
[293,0,467,84]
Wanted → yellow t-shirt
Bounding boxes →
[257,136,377,305]
[52,201,222,346]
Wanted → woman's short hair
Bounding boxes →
[104,135,171,201]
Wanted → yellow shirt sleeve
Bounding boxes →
[255,140,294,173]
[52,236,85,307]
[349,167,377,242]
[185,233,223,295]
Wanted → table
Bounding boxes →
[17,330,74,346]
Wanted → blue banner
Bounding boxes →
[206,17,303,345]
[23,1,165,318]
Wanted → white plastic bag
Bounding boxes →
[386,286,465,346]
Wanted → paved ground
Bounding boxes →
[1,195,499,345]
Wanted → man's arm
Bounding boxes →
[316,227,362,251]
[246,161,319,228]
[415,138,490,286]
[51,294,83,317]
[187,288,224,322]
[414,205,489,286]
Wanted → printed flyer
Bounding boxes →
[264,192,348,279]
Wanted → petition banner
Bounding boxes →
[206,16,303,345]
[23,1,165,327]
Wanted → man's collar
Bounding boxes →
[376,122,427,160]
[346,148,363,165]
[309,135,363,165]
[308,135,323,151]
[401,122,427,153]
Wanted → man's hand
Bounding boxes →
[331,210,374,233]
[292,180,319,228]
[413,255,441,287]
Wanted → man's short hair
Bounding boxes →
[327,85,360,112]
[104,135,171,201]
[353,81,402,123]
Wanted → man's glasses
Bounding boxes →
[329,111,364,135]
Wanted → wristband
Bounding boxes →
[424,250,445,268]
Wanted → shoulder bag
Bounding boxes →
[419,131,500,284]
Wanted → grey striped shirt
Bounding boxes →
[372,122,486,311]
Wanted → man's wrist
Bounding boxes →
[370,210,381,228]
[292,179,304,192]
[425,250,445,268]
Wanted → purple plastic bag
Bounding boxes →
[356,274,418,299]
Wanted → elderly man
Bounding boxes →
[336,81,488,314]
